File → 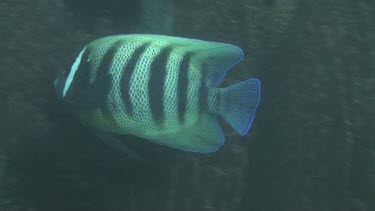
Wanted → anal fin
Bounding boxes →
[153,114,225,153]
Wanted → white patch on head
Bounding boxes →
[63,47,87,97]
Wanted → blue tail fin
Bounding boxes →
[218,79,261,136]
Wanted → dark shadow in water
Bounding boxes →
[4,100,176,211]
[63,0,142,31]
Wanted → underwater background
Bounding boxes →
[0,0,374,210]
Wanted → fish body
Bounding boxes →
[55,34,261,153]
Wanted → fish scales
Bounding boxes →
[55,34,261,153]
[93,37,204,135]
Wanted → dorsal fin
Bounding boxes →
[132,34,244,86]
[193,44,243,86]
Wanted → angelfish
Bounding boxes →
[54,34,261,153]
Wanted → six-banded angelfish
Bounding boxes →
[54,34,261,153]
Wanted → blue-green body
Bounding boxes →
[55,34,261,153]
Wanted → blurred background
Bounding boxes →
[0,0,374,210]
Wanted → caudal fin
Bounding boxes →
[218,79,261,136]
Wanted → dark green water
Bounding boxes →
[0,0,374,210]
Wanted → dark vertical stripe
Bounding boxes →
[198,79,208,113]
[148,46,172,125]
[96,39,125,79]
[177,52,193,124]
[120,43,150,116]
[96,40,126,122]
[65,46,92,100]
